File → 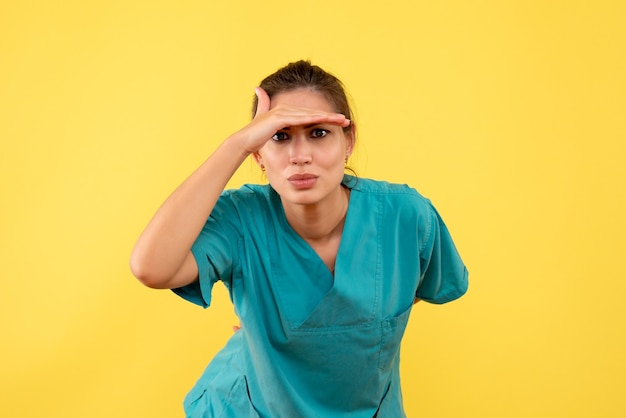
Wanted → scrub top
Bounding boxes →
[173,175,468,418]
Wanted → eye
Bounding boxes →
[311,128,329,139]
[271,131,289,141]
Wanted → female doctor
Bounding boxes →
[130,60,468,417]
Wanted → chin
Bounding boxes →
[280,190,323,206]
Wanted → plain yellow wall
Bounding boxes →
[1,0,625,416]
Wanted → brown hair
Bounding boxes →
[252,60,354,133]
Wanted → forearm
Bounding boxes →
[130,135,250,288]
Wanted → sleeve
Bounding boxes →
[171,191,242,308]
[415,202,469,304]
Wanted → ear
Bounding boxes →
[252,151,264,169]
[344,122,356,157]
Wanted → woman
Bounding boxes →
[130,60,468,417]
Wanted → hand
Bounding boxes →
[233,87,351,154]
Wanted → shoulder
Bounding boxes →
[223,183,271,196]
[211,183,274,221]
[220,183,272,205]
[347,176,433,212]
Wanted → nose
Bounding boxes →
[289,135,312,165]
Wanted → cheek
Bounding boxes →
[257,146,280,166]
[324,144,348,164]
[259,155,288,181]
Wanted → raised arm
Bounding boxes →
[129,88,350,289]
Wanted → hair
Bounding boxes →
[252,60,354,134]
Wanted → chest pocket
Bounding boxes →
[265,304,412,415]
[378,305,412,371]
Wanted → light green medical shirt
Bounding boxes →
[173,176,468,417]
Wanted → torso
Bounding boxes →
[176,176,460,417]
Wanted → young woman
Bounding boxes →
[130,60,468,417]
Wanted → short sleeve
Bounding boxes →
[171,191,242,308]
[416,203,468,304]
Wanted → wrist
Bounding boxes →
[221,133,253,162]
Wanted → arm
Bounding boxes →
[129,136,249,289]
[129,88,350,289]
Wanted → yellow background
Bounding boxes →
[1,0,625,416]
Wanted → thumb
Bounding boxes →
[254,87,271,118]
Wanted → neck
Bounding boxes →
[282,186,350,242]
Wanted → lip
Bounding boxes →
[288,173,318,189]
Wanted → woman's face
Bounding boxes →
[254,88,354,207]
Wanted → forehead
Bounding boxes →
[270,88,335,113]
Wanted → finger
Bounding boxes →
[268,103,347,121]
[254,87,271,118]
[280,109,350,128]
[315,114,350,128]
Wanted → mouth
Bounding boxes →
[288,173,318,189]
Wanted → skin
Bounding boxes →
[130,87,352,289]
